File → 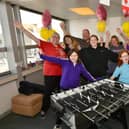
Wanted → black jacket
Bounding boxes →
[79,46,118,78]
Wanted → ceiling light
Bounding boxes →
[70,7,95,15]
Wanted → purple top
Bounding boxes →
[126,44,129,50]
[40,55,95,89]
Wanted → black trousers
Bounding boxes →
[42,76,61,113]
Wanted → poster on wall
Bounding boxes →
[99,0,110,6]
[122,0,129,17]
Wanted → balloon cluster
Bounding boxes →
[40,9,55,41]
[96,4,107,32]
[122,21,129,37]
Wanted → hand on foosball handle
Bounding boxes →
[114,82,124,89]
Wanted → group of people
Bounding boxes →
[14,21,129,129]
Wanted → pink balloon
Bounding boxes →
[42,9,52,27]
[96,4,107,21]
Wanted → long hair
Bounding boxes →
[63,35,79,51]
[67,49,81,63]
[117,50,129,67]
[110,35,119,44]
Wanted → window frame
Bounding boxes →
[19,7,66,65]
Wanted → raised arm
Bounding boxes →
[14,21,39,44]
[116,28,128,41]
[116,28,129,49]
[105,30,110,48]
[60,22,70,36]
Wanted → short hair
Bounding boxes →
[82,29,90,34]
[90,34,99,41]
[52,32,60,39]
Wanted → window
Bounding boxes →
[20,9,65,64]
[20,9,42,64]
[0,21,9,74]
[52,19,64,42]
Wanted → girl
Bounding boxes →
[40,49,95,90]
[111,50,129,84]
[40,49,95,129]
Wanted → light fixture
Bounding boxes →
[69,7,95,15]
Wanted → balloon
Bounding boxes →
[96,20,106,32]
[125,32,129,37]
[96,4,107,21]
[42,9,51,27]
[40,27,55,41]
[122,21,129,33]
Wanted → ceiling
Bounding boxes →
[3,0,122,20]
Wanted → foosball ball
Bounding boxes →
[51,79,129,129]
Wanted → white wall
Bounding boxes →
[0,69,44,118]
[0,81,18,116]
[69,16,124,41]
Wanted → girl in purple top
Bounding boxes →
[40,49,95,90]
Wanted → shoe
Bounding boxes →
[40,111,46,119]
[53,124,62,129]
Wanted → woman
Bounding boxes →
[79,34,118,79]
[63,35,80,54]
[111,50,129,84]
[107,35,124,75]
[14,21,66,117]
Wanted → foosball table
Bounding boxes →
[51,79,129,129]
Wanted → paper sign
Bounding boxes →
[99,0,110,6]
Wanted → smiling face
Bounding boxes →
[90,35,98,48]
[69,51,79,64]
[65,37,73,45]
[111,36,119,47]
[120,52,129,64]
[82,29,90,40]
[51,32,60,44]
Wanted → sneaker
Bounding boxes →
[40,111,46,119]
[53,124,62,129]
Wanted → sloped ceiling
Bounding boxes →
[3,0,122,20]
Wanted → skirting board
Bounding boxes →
[0,110,11,120]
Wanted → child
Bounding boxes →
[40,49,95,129]
[40,49,96,90]
[110,50,129,84]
